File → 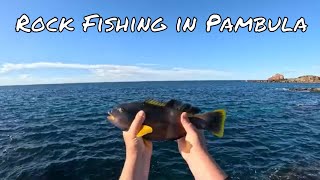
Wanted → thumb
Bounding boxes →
[128,110,145,136]
[180,112,196,135]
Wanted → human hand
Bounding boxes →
[177,112,227,180]
[120,110,152,180]
[123,110,152,158]
[177,112,208,162]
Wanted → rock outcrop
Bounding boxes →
[268,74,285,81]
[249,74,320,83]
[284,75,320,83]
[288,88,320,92]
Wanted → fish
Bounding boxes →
[106,99,226,141]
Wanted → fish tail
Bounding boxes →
[192,109,226,138]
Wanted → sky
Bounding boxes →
[0,0,319,85]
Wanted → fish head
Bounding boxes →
[107,102,142,130]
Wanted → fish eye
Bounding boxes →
[117,107,124,113]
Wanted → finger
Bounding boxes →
[128,110,145,136]
[180,112,196,134]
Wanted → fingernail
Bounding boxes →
[181,113,188,123]
[182,112,187,119]
[138,110,145,118]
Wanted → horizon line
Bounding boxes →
[0,79,251,87]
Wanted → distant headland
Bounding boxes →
[248,73,320,92]
[249,74,320,83]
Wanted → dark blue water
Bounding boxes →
[0,81,319,180]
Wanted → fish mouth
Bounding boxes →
[107,111,115,121]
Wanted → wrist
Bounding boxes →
[183,147,208,162]
[126,149,151,161]
[185,150,227,180]
[124,151,151,180]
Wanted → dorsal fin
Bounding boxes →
[165,99,183,108]
[144,99,166,107]
[166,99,201,114]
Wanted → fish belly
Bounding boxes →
[143,109,186,141]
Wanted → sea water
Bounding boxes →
[0,81,319,179]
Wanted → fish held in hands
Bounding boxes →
[107,99,226,141]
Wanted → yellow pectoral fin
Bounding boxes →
[136,125,153,137]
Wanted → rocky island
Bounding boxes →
[248,74,320,92]
[249,74,320,83]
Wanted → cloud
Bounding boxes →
[0,62,140,74]
[0,62,232,85]
[19,74,31,80]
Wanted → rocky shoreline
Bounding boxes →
[249,74,320,83]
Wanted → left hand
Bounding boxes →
[120,110,152,180]
[123,110,153,158]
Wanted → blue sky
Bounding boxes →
[0,0,319,85]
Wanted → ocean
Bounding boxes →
[0,81,319,180]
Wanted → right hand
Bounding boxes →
[177,112,208,162]
[177,112,228,180]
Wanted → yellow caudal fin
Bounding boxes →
[211,109,226,138]
[136,125,153,137]
[198,109,226,138]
